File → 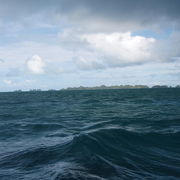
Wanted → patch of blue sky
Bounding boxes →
[0,26,61,45]
[132,28,173,39]
[28,26,60,35]
[0,36,19,46]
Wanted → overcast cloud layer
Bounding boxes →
[0,0,180,91]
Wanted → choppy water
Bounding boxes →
[0,89,180,180]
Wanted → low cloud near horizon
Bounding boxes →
[26,55,46,74]
[0,0,180,91]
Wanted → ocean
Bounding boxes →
[0,89,180,180]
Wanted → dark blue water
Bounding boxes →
[0,89,180,180]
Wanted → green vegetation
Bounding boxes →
[12,85,180,92]
[152,85,169,88]
[62,85,146,90]
[62,85,180,91]
[29,89,42,92]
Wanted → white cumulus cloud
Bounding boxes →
[26,55,45,74]
[82,32,156,66]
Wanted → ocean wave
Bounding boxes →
[1,127,179,179]
[0,89,180,179]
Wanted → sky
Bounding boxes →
[0,0,180,91]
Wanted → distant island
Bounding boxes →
[12,85,180,92]
[61,85,180,91]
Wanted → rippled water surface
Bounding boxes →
[0,89,180,179]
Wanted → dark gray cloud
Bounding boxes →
[0,0,180,31]
[59,0,180,31]
[59,0,180,20]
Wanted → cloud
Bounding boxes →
[76,56,106,70]
[0,58,4,63]
[72,32,158,70]
[3,79,12,85]
[6,67,22,77]
[0,0,180,32]
[57,0,180,32]
[82,32,155,66]
[58,29,180,70]
[25,79,35,83]
[26,55,45,74]
[57,29,158,69]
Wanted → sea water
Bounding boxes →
[0,89,180,179]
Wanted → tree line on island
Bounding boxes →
[61,85,180,91]
[13,85,180,92]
